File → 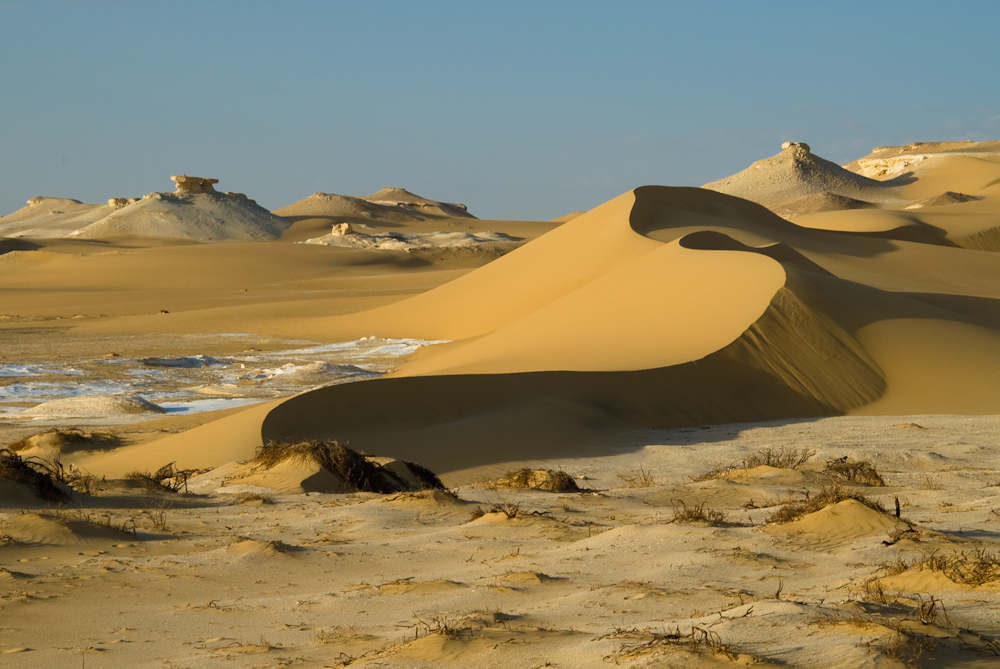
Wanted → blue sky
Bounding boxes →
[2,1,998,220]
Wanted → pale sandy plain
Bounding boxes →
[2,144,1000,667]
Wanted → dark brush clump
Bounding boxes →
[496,468,580,492]
[0,448,69,502]
[253,440,443,493]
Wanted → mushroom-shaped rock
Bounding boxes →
[781,141,811,153]
[171,175,219,194]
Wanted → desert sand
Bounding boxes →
[3,144,1000,667]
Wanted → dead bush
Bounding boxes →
[253,440,443,494]
[616,466,655,488]
[766,484,885,523]
[494,468,580,492]
[0,449,68,501]
[125,462,201,493]
[670,499,726,525]
[600,624,754,663]
[824,457,885,486]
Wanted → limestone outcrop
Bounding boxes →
[108,198,139,210]
[171,175,219,194]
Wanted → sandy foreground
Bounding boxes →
[3,146,1000,667]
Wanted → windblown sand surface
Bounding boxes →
[3,145,1000,667]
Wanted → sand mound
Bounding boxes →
[703,142,905,211]
[768,499,899,548]
[904,191,984,209]
[302,222,521,251]
[274,187,475,221]
[71,188,291,241]
[361,187,474,218]
[0,196,117,238]
[225,538,295,557]
[21,395,166,418]
[9,429,123,460]
[2,512,134,546]
[273,192,427,222]
[773,191,877,217]
[215,441,445,495]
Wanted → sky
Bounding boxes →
[2,0,999,221]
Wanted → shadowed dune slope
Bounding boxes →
[66,184,1000,479]
[253,186,1000,474]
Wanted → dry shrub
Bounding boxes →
[670,499,726,525]
[468,499,521,522]
[494,468,580,492]
[145,501,170,530]
[600,625,753,663]
[694,446,815,481]
[49,507,137,536]
[882,549,1000,587]
[616,466,655,488]
[0,449,69,501]
[125,462,200,493]
[253,440,443,493]
[766,484,885,523]
[313,626,362,645]
[403,459,446,490]
[824,457,885,486]
[19,455,100,495]
[879,629,937,667]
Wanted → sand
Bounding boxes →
[4,143,1000,667]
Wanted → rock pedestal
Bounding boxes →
[171,175,219,194]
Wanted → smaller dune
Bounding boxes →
[2,512,134,546]
[8,429,123,460]
[774,191,877,217]
[904,191,984,209]
[274,187,475,221]
[21,395,166,418]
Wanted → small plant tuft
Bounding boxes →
[823,457,885,486]
[670,499,726,525]
[616,466,655,488]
